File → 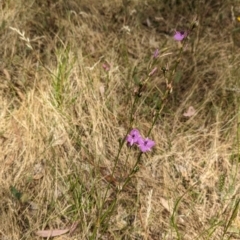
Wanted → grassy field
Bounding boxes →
[1,0,240,239]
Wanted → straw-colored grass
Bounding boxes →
[1,0,240,239]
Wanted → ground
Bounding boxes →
[0,0,240,239]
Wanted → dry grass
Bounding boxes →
[1,0,240,239]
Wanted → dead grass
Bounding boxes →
[0,0,240,239]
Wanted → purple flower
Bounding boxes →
[126,129,155,152]
[126,129,141,146]
[173,31,187,41]
[138,137,155,153]
[102,63,110,71]
[153,49,159,58]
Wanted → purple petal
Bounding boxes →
[153,49,159,58]
[138,138,155,152]
[173,31,186,41]
[102,63,110,71]
[126,129,141,146]
[129,129,140,138]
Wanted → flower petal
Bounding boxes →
[126,129,142,146]
[173,31,186,41]
[138,138,155,152]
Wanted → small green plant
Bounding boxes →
[50,45,75,108]
[89,18,199,238]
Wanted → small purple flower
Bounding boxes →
[126,129,142,146]
[138,137,155,153]
[153,49,159,58]
[102,63,110,71]
[173,31,187,41]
